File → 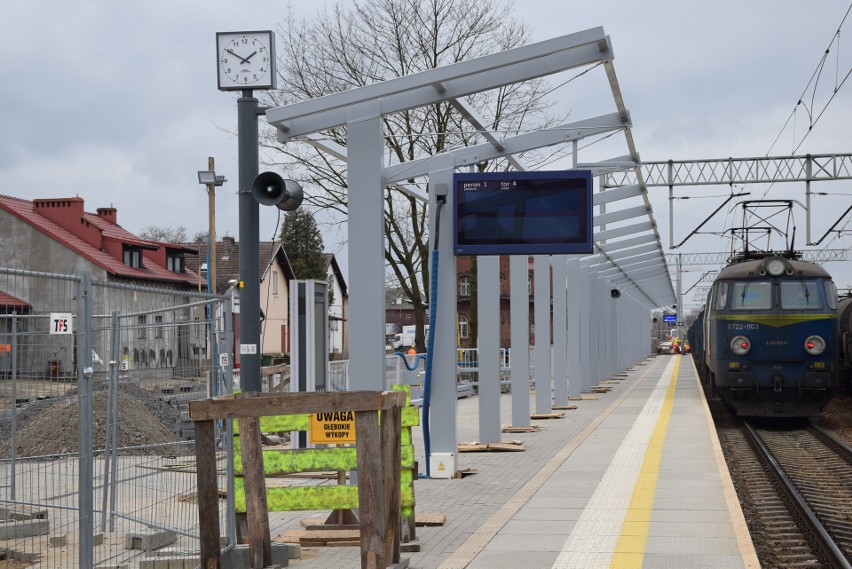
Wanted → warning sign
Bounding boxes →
[309,411,356,444]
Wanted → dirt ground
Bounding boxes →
[0,382,182,457]
[811,391,852,443]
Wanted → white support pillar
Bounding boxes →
[428,162,458,475]
[578,261,592,393]
[533,255,551,413]
[592,270,609,385]
[552,255,568,406]
[566,258,582,400]
[346,102,385,391]
[509,255,531,427]
[477,255,501,443]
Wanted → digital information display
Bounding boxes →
[453,170,593,256]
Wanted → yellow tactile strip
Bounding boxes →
[551,357,678,569]
[437,358,664,569]
[609,356,681,568]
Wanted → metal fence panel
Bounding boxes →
[0,267,233,568]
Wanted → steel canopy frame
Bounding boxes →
[263,25,676,476]
[267,27,612,139]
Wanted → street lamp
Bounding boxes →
[197,158,227,295]
[198,158,227,399]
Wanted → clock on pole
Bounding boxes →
[216,31,276,91]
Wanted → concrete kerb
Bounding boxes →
[0,519,49,540]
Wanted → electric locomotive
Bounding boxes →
[837,295,852,392]
[700,252,838,417]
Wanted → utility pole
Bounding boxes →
[205,156,218,295]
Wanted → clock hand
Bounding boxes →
[243,50,258,62]
[225,49,250,64]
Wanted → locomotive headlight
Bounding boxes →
[804,335,825,355]
[730,335,751,355]
[766,258,786,276]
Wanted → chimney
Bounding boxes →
[32,197,85,229]
[96,207,117,225]
[222,236,236,245]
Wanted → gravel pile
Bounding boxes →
[0,382,183,458]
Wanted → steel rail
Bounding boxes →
[743,422,852,569]
[809,423,852,463]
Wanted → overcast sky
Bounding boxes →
[2,1,851,306]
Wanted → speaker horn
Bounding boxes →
[251,172,304,211]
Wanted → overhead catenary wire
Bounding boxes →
[766,2,852,158]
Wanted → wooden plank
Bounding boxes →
[298,529,362,542]
[194,420,221,569]
[501,425,541,433]
[238,415,271,568]
[190,390,405,421]
[551,405,578,411]
[458,442,524,452]
[414,514,445,527]
[382,406,402,564]
[530,412,565,420]
[233,481,416,513]
[355,408,387,568]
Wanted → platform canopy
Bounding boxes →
[266,26,675,309]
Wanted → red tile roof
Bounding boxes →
[181,238,295,294]
[0,290,31,310]
[0,194,201,286]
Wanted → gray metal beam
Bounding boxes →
[604,153,852,187]
[593,205,648,227]
[592,184,643,206]
[384,112,627,184]
[269,28,612,140]
[665,248,849,266]
[595,220,655,242]
[346,103,386,391]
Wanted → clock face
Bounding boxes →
[217,31,276,90]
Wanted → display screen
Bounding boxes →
[453,170,593,256]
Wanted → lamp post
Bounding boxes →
[198,161,226,398]
[197,158,227,295]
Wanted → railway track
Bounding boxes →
[718,421,824,567]
[743,422,852,568]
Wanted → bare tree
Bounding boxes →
[138,225,187,243]
[262,0,565,350]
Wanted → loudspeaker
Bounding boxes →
[610,288,621,298]
[251,171,304,211]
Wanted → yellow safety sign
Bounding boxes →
[308,411,356,444]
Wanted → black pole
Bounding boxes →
[238,90,261,392]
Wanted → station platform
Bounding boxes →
[276,354,760,569]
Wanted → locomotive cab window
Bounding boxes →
[825,281,838,309]
[731,281,771,310]
[713,282,728,310]
[780,281,822,309]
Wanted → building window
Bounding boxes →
[154,315,163,339]
[459,276,471,297]
[123,245,142,268]
[167,252,184,273]
[271,271,279,295]
[458,314,469,339]
[138,315,147,339]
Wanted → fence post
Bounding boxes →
[76,272,94,569]
[9,312,17,501]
